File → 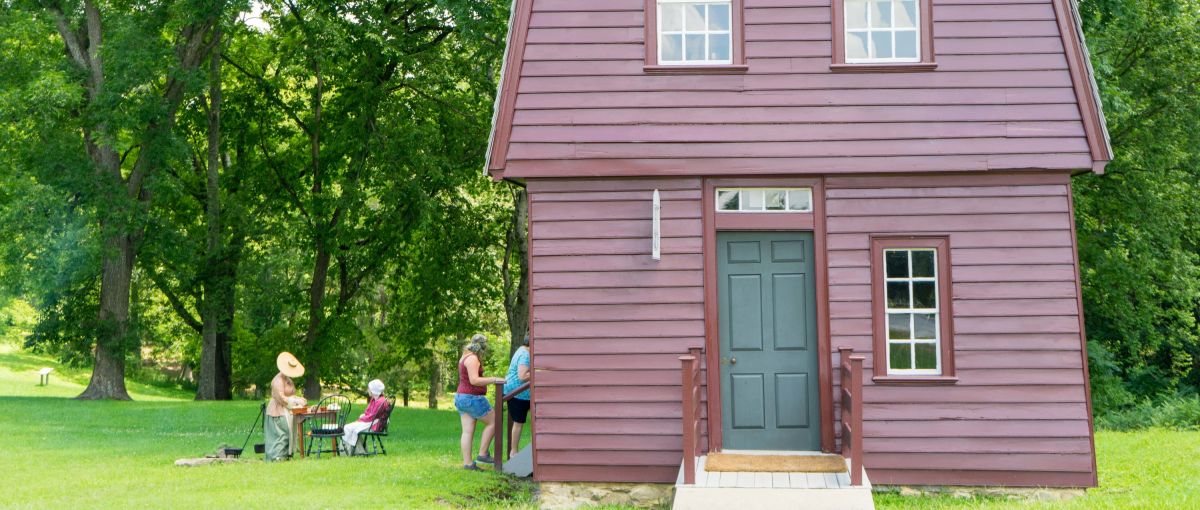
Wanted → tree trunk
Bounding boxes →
[302,244,331,399]
[78,232,134,400]
[214,237,240,399]
[504,188,531,357]
[427,359,440,410]
[402,384,410,407]
[196,29,229,398]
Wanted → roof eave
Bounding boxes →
[485,0,533,181]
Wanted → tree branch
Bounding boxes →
[146,268,203,334]
[221,54,312,135]
[46,2,88,71]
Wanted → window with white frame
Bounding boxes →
[844,0,920,63]
[716,188,812,212]
[884,248,940,374]
[658,0,732,65]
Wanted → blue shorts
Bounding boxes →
[455,393,492,419]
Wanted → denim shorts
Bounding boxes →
[455,393,492,419]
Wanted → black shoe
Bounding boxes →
[476,454,495,464]
[463,463,480,471]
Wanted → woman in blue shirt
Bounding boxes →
[504,334,532,458]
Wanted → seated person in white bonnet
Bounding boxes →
[341,379,390,455]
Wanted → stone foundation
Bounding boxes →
[538,482,674,509]
[877,485,1086,502]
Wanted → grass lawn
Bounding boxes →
[1,344,1196,509]
[0,344,539,509]
[874,428,1199,510]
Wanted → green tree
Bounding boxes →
[223,0,509,397]
[1076,0,1200,409]
[3,1,230,398]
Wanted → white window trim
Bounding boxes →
[883,248,942,375]
[715,187,813,213]
[844,0,922,64]
[657,0,733,66]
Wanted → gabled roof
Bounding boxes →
[486,0,1113,177]
[1057,0,1113,173]
[485,0,532,180]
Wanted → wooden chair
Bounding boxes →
[306,394,351,458]
[358,396,396,457]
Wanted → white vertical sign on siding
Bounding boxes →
[652,189,661,261]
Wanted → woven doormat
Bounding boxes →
[705,453,847,473]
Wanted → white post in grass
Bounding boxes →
[651,189,661,261]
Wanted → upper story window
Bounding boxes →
[645,0,747,73]
[845,0,919,62]
[832,0,936,71]
[659,1,732,65]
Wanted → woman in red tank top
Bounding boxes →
[454,334,505,470]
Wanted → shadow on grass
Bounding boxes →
[443,474,537,508]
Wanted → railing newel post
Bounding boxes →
[679,354,697,485]
[493,382,504,473]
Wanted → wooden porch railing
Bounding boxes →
[679,347,703,485]
[492,380,531,474]
[838,347,866,486]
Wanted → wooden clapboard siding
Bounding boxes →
[529,177,707,483]
[825,173,1095,487]
[492,0,1103,177]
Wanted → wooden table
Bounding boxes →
[291,407,336,458]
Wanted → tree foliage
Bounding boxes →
[1076,0,1200,411]
[0,0,514,400]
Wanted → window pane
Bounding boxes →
[787,189,811,211]
[744,189,765,210]
[887,282,910,309]
[846,0,868,29]
[765,190,786,210]
[912,281,936,309]
[709,3,730,30]
[717,190,739,211]
[897,0,917,28]
[914,342,937,370]
[888,313,912,340]
[846,31,869,60]
[889,343,912,370]
[872,1,892,27]
[913,313,937,339]
[872,30,893,59]
[709,33,731,61]
[885,250,909,278]
[895,30,918,59]
[685,34,706,61]
[911,250,935,277]
[685,3,705,31]
[661,3,683,31]
[662,34,683,61]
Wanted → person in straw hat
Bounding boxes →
[265,352,305,461]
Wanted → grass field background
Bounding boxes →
[0,344,1195,509]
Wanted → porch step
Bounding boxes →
[501,445,534,477]
[672,454,874,510]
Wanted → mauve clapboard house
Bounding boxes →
[486,0,1111,498]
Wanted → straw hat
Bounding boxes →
[276,352,305,378]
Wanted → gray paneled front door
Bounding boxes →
[718,231,820,451]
